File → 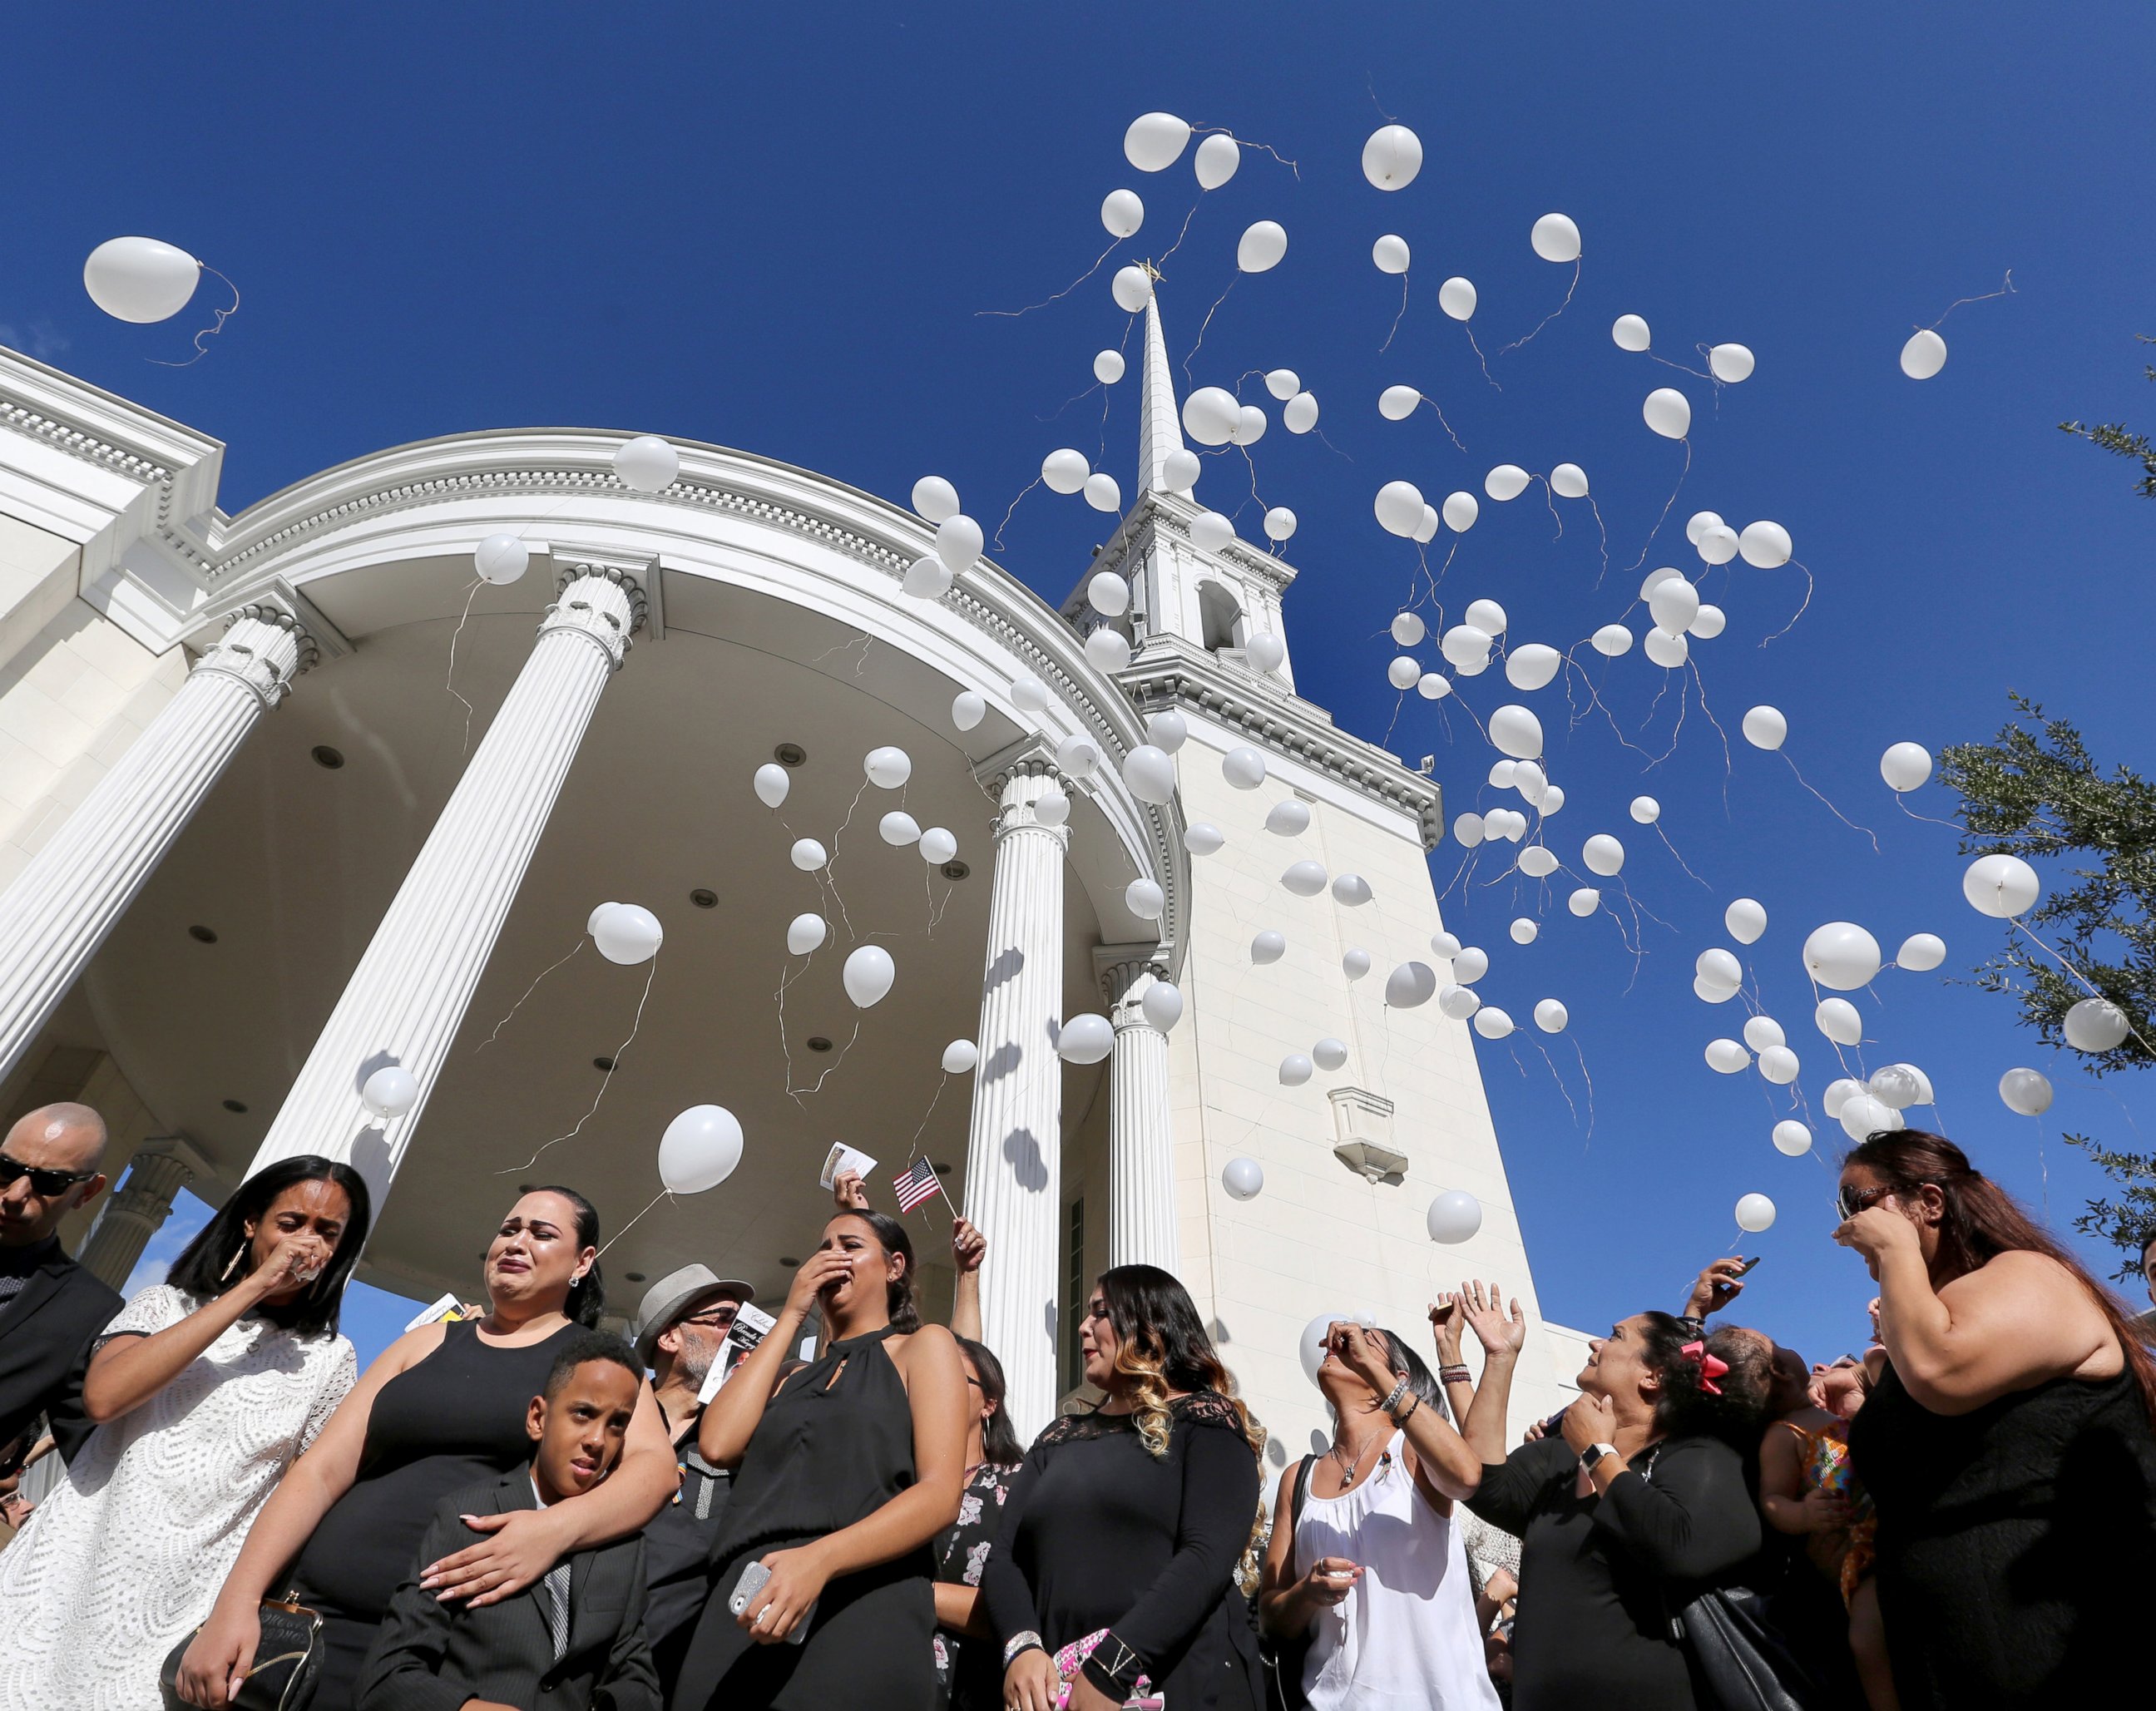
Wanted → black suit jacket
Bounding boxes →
[358,1471,662,1711]
[0,1250,121,1466]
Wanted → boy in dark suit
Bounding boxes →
[359,1333,662,1711]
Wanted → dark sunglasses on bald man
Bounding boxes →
[0,1154,96,1198]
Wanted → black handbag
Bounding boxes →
[1258,1456,1318,1711]
[159,1595,324,1711]
[1674,1584,1832,1711]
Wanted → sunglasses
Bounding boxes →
[0,1155,96,1199]
[1835,1182,1930,1221]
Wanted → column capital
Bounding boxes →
[544,564,648,671]
[981,752,1075,847]
[1095,942,1170,1016]
[194,603,316,710]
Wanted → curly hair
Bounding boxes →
[1630,1311,1773,1447]
[1095,1265,1260,1461]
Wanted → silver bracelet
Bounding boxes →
[1380,1375,1410,1417]
[1002,1630,1045,1669]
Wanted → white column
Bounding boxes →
[75,1141,199,1290]
[962,761,1069,1438]
[247,568,643,1201]
[0,607,311,1082]
[1100,952,1179,1274]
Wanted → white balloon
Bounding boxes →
[1739,522,1793,569]
[658,1105,744,1195]
[1251,930,1287,965]
[1343,949,1372,982]
[1094,349,1126,385]
[614,435,679,493]
[1438,983,1481,1021]
[1163,448,1202,492]
[1438,277,1477,322]
[1804,922,1882,991]
[1100,188,1145,238]
[911,476,960,523]
[1643,388,1692,439]
[474,533,529,586]
[1488,760,1517,789]
[790,838,828,873]
[1190,510,1236,554]
[1490,705,1544,760]
[1735,1194,1778,1234]
[942,1038,980,1075]
[1822,1077,1864,1120]
[1263,507,1298,542]
[1999,1067,2054,1116]
[1313,1037,1349,1072]
[919,827,957,864]
[1442,624,1494,667]
[1706,1038,1752,1075]
[1223,1156,1265,1200]
[1485,464,1530,502]
[1452,811,1485,848]
[1689,603,1727,640]
[1612,314,1652,353]
[1183,386,1242,446]
[1550,462,1589,499]
[1011,674,1050,714]
[1043,448,1091,495]
[786,912,828,955]
[1085,627,1133,671]
[1726,898,1768,945]
[951,690,986,732]
[1146,710,1189,753]
[1111,265,1153,314]
[1644,627,1689,669]
[1332,873,1373,907]
[1534,998,1569,1034]
[1442,492,1481,535]
[1263,369,1301,402]
[1530,211,1581,263]
[1591,623,1634,657]
[1696,525,1740,566]
[1417,671,1451,703]
[1385,962,1438,1009]
[1869,1065,1923,1110]
[1083,473,1122,514]
[1697,948,1743,990]
[1569,887,1600,917]
[754,763,792,809]
[360,1065,418,1120]
[1299,1314,1338,1384]
[1387,655,1422,690]
[1362,124,1423,190]
[864,746,912,789]
[1125,878,1165,919]
[1962,853,2040,918]
[1881,743,1934,793]
[1187,131,1240,189]
[1141,982,1184,1031]
[1839,1094,1904,1145]
[1519,846,1559,878]
[1472,1006,1515,1040]
[1125,111,1192,171]
[1742,705,1788,751]
[1629,795,1661,826]
[1278,1053,1313,1086]
[1237,220,1288,274]
[1057,1013,1115,1064]
[1265,800,1312,836]
[843,944,896,1008]
[2065,997,2131,1053]
[1390,611,1427,647]
[1379,383,1422,422]
[1426,1189,1482,1244]
[878,810,922,847]
[1451,946,1490,983]
[1815,997,1864,1046]
[592,902,663,965]
[1758,1046,1801,1085]
[1375,479,1427,537]
[1087,571,1130,616]
[1184,822,1224,856]
[1032,789,1071,828]
[1372,233,1411,274]
[1743,1015,1787,1052]
[1510,917,1538,946]
[1771,1120,1813,1158]
[902,556,954,600]
[936,512,984,572]
[1896,932,1946,972]
[1687,509,1724,545]
[1582,833,1624,877]
[82,236,200,323]
[1282,859,1328,898]
[1283,392,1319,434]
[1901,329,1947,380]
[1223,746,1268,789]
[1640,565,1684,600]
[1708,343,1755,383]
[1649,577,1702,635]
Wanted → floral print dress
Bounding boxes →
[933,1461,1020,1711]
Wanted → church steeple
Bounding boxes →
[1135,277,1186,501]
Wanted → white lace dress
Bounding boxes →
[0,1283,357,1711]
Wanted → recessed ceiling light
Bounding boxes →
[941,861,970,881]
[774,743,808,767]
[593,1056,616,1072]
[624,1272,646,1283]
[806,1036,833,1052]
[188,924,218,944]
[779,1256,800,1268]
[221,1099,248,1114]
[932,1161,952,1175]
[690,888,718,909]
[311,745,345,769]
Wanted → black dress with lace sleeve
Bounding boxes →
[982,1392,1263,1709]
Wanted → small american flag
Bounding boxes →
[893,1155,942,1214]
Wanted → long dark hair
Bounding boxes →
[1095,1263,1257,1458]
[830,1209,920,1333]
[956,1334,1024,1465]
[1630,1311,1772,1448]
[1847,1130,2156,1424]
[529,1184,605,1328]
[166,1155,372,1338]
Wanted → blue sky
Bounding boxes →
[15,5,2156,1372]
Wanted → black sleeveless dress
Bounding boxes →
[289,1317,583,1711]
[672,1324,936,1710]
[1849,1355,2156,1708]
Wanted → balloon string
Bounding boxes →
[1892,794,1961,830]
[1189,125,1302,178]
[1464,324,1500,391]
[1686,658,1737,800]
[1416,394,1467,453]
[992,477,1041,554]
[597,1189,675,1258]
[789,1019,863,1106]
[1380,275,1409,354]
[1034,382,1102,425]
[475,937,586,1053]
[977,237,1120,319]
[1656,823,1715,893]
[1568,1034,1599,1145]
[1781,752,1881,852]
[1758,558,1816,649]
[1512,1035,1581,1133]
[445,577,484,754]
[497,956,660,1174]
[1183,274,1239,384]
[1495,259,1580,357]
[1587,497,1613,586]
[1534,475,1565,541]
[2009,919,2156,1060]
[146,264,240,368]
[1155,201,1203,272]
[905,1072,952,1155]
[1930,270,2016,329]
[1646,351,1713,382]
[1623,438,1692,575]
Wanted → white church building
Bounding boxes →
[0,290,1584,1464]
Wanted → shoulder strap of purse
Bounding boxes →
[1290,1453,1315,1527]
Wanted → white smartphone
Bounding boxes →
[728,1560,812,1644]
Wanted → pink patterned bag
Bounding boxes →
[1051,1628,1163,1709]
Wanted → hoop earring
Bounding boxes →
[220,1243,249,1282]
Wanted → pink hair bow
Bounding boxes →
[1679,1340,1729,1396]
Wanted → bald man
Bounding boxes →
[0,1104,118,1471]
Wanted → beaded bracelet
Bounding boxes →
[1002,1630,1044,1669]
[1439,1364,1474,1386]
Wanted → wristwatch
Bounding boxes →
[1580,1441,1619,1472]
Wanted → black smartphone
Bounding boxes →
[1733,1256,1763,1277]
